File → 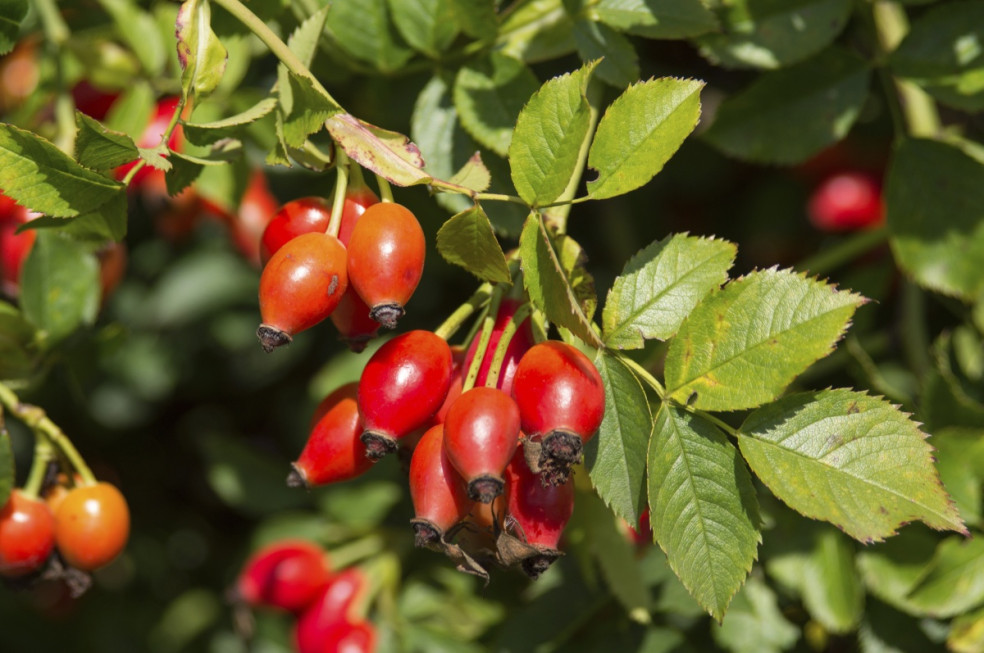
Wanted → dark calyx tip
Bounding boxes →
[342,336,373,353]
[286,464,308,489]
[410,518,444,549]
[520,549,563,580]
[360,431,398,461]
[257,324,292,353]
[467,475,504,504]
[538,430,582,486]
[369,303,405,330]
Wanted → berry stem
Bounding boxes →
[121,97,188,189]
[375,174,394,203]
[328,533,386,570]
[484,302,531,390]
[22,436,55,499]
[327,149,350,238]
[0,383,97,485]
[616,354,665,399]
[433,283,493,341]
[463,287,504,391]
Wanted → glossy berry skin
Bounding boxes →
[289,383,373,488]
[306,619,376,653]
[260,197,333,264]
[236,539,331,613]
[115,96,183,189]
[294,568,368,653]
[504,446,574,550]
[409,424,470,548]
[512,341,604,484]
[0,195,37,297]
[0,490,56,577]
[463,298,534,396]
[444,387,521,504]
[54,482,130,571]
[808,172,884,232]
[346,202,425,329]
[358,330,454,459]
[257,232,348,352]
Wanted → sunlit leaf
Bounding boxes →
[436,205,511,283]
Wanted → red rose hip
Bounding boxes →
[511,341,604,486]
[443,387,521,504]
[0,490,55,577]
[346,202,425,329]
[257,232,348,352]
[409,424,470,548]
[236,539,331,613]
[358,330,454,460]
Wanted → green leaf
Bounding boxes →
[665,269,865,411]
[436,205,511,283]
[0,123,127,238]
[74,112,139,171]
[99,0,167,75]
[165,144,242,196]
[934,427,984,525]
[497,0,576,63]
[276,6,327,111]
[325,0,414,73]
[856,527,939,614]
[586,350,652,525]
[950,605,984,653]
[411,74,476,214]
[509,60,598,206]
[905,536,984,618]
[326,114,429,187]
[447,153,491,193]
[596,0,718,39]
[448,0,498,39]
[890,2,984,112]
[519,212,602,347]
[603,234,735,349]
[573,19,639,89]
[281,73,340,148]
[19,233,100,344]
[712,575,799,653]
[0,0,28,55]
[702,47,870,164]
[182,97,278,146]
[387,0,458,57]
[800,528,864,633]
[886,138,984,301]
[0,301,38,382]
[454,52,540,157]
[738,389,967,542]
[580,488,652,620]
[698,0,853,69]
[0,427,11,508]
[648,403,760,620]
[586,77,702,199]
[175,0,228,98]
[104,81,155,139]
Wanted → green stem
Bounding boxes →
[34,0,69,45]
[484,302,531,389]
[23,437,56,499]
[795,225,888,277]
[433,283,493,341]
[328,533,386,570]
[692,407,739,438]
[469,191,528,206]
[901,281,931,380]
[36,0,75,154]
[617,354,665,398]
[0,383,97,485]
[122,97,187,189]
[327,149,350,238]
[376,174,394,203]
[463,288,504,391]
[210,0,340,107]
[871,1,941,138]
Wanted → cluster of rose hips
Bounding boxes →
[287,295,605,580]
[235,539,374,653]
[255,170,425,353]
[0,479,130,584]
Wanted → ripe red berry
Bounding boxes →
[346,202,425,329]
[0,490,55,577]
[409,424,470,548]
[443,387,521,504]
[294,568,368,653]
[358,330,454,460]
[462,298,534,395]
[504,445,574,578]
[0,194,39,297]
[257,232,348,352]
[236,539,331,613]
[808,172,884,232]
[329,289,381,353]
[288,383,373,488]
[302,619,376,653]
[53,481,130,571]
[511,341,605,485]
[260,197,333,265]
[224,168,280,266]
